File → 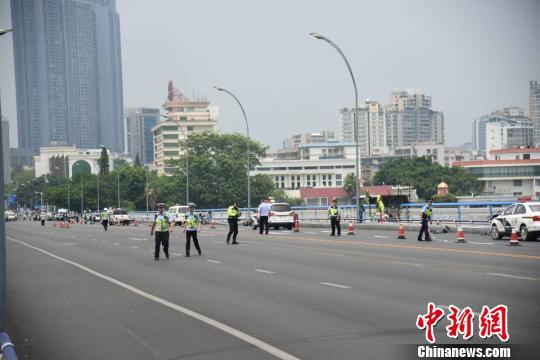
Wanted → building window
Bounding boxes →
[524,154,531,160]
[336,174,342,186]
[513,180,522,187]
[513,192,523,196]
[535,179,540,186]
[322,174,327,186]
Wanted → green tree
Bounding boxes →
[98,148,109,175]
[343,172,356,199]
[373,156,483,200]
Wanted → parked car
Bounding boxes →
[92,213,102,222]
[490,202,540,241]
[168,205,189,226]
[111,208,131,225]
[252,202,295,230]
[5,210,17,221]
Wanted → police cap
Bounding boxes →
[156,203,166,208]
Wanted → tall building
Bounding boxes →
[125,107,159,165]
[385,90,445,149]
[2,119,11,184]
[11,0,124,152]
[340,100,388,156]
[530,81,540,146]
[153,82,218,175]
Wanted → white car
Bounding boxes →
[5,210,17,221]
[111,208,131,225]
[490,202,540,241]
[252,202,295,230]
[168,205,189,226]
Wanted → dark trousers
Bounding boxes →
[102,220,108,232]
[417,219,431,241]
[330,217,341,236]
[186,231,201,255]
[227,219,239,243]
[259,216,269,234]
[154,231,170,259]
[41,219,45,226]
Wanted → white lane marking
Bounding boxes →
[211,241,221,244]
[468,242,494,245]
[239,243,252,246]
[485,273,537,281]
[254,269,275,274]
[113,242,120,246]
[391,261,423,267]
[206,260,221,264]
[7,237,300,360]
[270,247,286,250]
[305,232,317,234]
[319,252,345,257]
[130,246,139,249]
[320,230,332,233]
[374,235,389,239]
[100,240,107,243]
[319,282,351,289]
[172,253,183,256]
[91,238,96,241]
[129,237,147,241]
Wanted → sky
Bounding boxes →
[1,0,539,150]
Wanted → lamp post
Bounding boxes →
[160,114,189,203]
[213,86,251,219]
[34,192,43,209]
[145,165,149,215]
[54,165,70,211]
[0,28,13,333]
[309,32,362,222]
[80,176,84,215]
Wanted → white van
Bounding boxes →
[168,205,189,226]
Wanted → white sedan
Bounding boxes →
[490,202,540,241]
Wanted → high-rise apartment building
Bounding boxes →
[2,119,11,184]
[11,0,124,152]
[153,83,218,175]
[125,107,159,165]
[385,90,445,149]
[530,81,540,146]
[340,101,388,156]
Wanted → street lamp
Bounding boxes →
[0,27,13,334]
[309,32,362,222]
[160,114,189,203]
[34,191,44,209]
[213,86,251,219]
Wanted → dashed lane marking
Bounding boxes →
[206,260,221,264]
[130,246,139,249]
[485,273,537,281]
[319,252,345,257]
[374,235,390,238]
[7,237,299,360]
[319,282,351,289]
[391,261,423,267]
[129,237,147,241]
[254,269,275,274]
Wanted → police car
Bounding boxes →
[252,202,295,230]
[489,202,540,241]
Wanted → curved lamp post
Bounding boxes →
[213,86,251,220]
[309,32,362,222]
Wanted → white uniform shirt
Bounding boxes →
[258,202,271,216]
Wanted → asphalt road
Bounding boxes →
[5,221,540,360]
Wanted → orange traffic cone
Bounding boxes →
[508,227,521,246]
[294,219,300,232]
[456,226,466,243]
[397,223,406,239]
[133,219,138,227]
[347,221,355,235]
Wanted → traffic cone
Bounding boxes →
[456,226,466,243]
[347,222,355,235]
[397,223,406,239]
[210,221,216,229]
[133,219,138,227]
[294,219,300,232]
[508,227,521,246]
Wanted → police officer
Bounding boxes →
[150,203,174,260]
[417,199,433,241]
[226,201,241,244]
[40,211,46,226]
[328,198,341,236]
[183,203,202,257]
[257,198,271,235]
[101,208,109,232]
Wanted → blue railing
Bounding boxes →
[0,332,18,360]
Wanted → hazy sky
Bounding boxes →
[1,0,539,150]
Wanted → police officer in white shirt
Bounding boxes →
[257,197,271,235]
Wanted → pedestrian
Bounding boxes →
[40,211,46,226]
[226,201,241,244]
[150,203,173,260]
[328,198,341,236]
[417,199,433,241]
[257,197,271,235]
[183,203,202,257]
[101,208,109,232]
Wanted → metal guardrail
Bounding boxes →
[0,332,18,360]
